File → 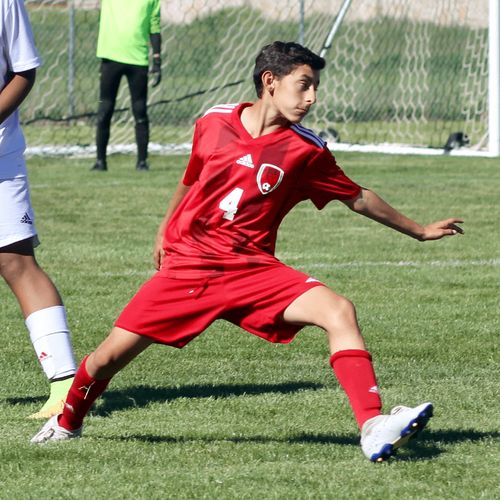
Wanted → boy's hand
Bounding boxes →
[420,218,464,241]
[153,240,164,270]
[153,230,165,270]
[151,57,161,87]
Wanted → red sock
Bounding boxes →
[330,349,382,429]
[59,355,111,430]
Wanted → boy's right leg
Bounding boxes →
[32,272,226,444]
[93,60,122,170]
[31,327,152,443]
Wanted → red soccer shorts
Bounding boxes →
[115,263,325,347]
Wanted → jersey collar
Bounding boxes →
[232,103,290,143]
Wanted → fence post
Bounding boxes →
[298,0,305,44]
[68,0,75,117]
[320,0,352,58]
[489,0,500,156]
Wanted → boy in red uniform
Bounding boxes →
[32,42,463,461]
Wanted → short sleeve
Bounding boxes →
[150,0,161,34]
[4,0,42,73]
[302,147,361,209]
[183,121,203,186]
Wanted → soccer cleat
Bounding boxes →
[31,414,82,444]
[28,377,74,419]
[91,159,107,171]
[136,160,149,171]
[360,402,433,462]
[27,399,64,420]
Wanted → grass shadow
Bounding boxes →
[107,432,360,447]
[103,428,499,462]
[6,395,47,405]
[377,429,500,462]
[5,381,324,413]
[94,381,324,416]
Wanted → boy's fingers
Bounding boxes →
[448,223,464,234]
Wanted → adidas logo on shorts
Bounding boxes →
[20,212,33,224]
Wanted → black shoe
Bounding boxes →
[136,160,149,171]
[91,160,107,171]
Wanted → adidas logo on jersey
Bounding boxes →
[305,277,321,283]
[236,154,254,168]
[20,212,33,224]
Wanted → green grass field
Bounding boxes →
[0,153,498,499]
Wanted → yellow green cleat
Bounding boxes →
[27,377,74,419]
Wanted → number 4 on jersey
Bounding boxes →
[219,187,244,220]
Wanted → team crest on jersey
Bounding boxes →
[256,163,284,194]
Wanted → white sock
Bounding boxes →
[26,305,76,380]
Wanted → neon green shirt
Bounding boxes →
[96,0,161,66]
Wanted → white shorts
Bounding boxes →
[0,176,38,248]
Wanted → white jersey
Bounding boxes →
[0,0,41,178]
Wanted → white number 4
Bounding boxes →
[218,187,244,220]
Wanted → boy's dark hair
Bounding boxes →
[253,41,326,97]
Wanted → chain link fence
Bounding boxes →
[23,0,489,155]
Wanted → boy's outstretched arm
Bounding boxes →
[342,188,464,241]
[153,177,191,270]
[0,69,36,124]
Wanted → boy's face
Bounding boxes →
[269,64,320,124]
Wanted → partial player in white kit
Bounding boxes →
[0,0,76,418]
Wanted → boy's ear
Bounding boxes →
[262,70,276,95]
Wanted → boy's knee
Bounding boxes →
[135,116,148,125]
[132,101,148,122]
[321,296,364,351]
[0,252,33,282]
[87,350,117,379]
[96,100,114,125]
[89,348,112,370]
[323,295,358,330]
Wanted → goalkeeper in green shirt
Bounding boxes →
[92,0,162,172]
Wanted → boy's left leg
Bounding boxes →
[126,65,149,169]
[283,286,382,427]
[283,286,433,461]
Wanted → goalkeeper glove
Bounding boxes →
[151,56,161,87]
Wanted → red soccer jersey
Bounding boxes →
[161,103,361,278]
